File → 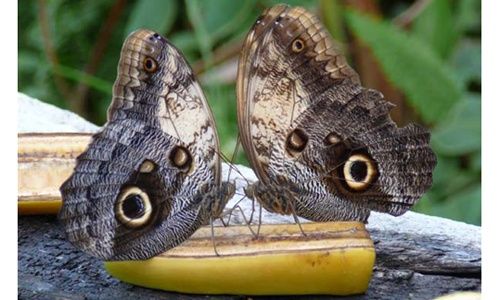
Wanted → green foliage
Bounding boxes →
[18,0,481,225]
[124,0,178,37]
[344,2,481,225]
[412,0,458,59]
[432,96,480,155]
[345,10,463,124]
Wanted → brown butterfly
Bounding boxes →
[59,29,234,260]
[236,5,437,223]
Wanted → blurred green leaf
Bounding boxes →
[437,184,481,225]
[425,154,477,199]
[18,51,42,76]
[123,0,178,37]
[412,0,457,59]
[263,0,317,9]
[345,10,464,124]
[432,95,481,155]
[320,0,346,43]
[456,0,481,34]
[471,150,481,172]
[430,155,461,191]
[53,64,113,95]
[185,0,214,65]
[185,0,255,66]
[452,39,481,85]
[170,31,198,54]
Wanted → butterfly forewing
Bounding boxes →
[59,29,231,260]
[237,5,436,222]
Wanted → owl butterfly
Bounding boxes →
[237,5,437,223]
[59,29,234,260]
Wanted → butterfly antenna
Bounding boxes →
[226,134,242,183]
[212,146,251,185]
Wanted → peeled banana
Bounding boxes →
[18,133,92,215]
[19,132,375,295]
[105,221,375,295]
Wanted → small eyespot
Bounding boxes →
[139,160,155,173]
[286,129,308,154]
[143,57,158,73]
[115,187,152,228]
[343,154,377,191]
[274,15,283,24]
[292,38,305,53]
[325,132,342,145]
[170,146,192,170]
[153,33,160,39]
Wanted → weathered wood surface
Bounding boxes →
[18,93,481,299]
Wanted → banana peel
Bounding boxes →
[18,133,92,215]
[105,222,375,295]
[19,132,375,295]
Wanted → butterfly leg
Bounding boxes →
[227,204,258,237]
[290,204,307,237]
[255,202,263,238]
[219,195,258,237]
[209,217,221,257]
[219,216,229,227]
[249,196,256,225]
[223,194,248,225]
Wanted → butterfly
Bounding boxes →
[236,5,437,223]
[59,29,234,260]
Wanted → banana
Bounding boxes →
[19,133,375,295]
[105,222,375,295]
[18,133,92,215]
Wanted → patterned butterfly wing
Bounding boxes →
[237,5,436,221]
[59,29,230,260]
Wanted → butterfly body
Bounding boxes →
[237,5,436,222]
[60,29,233,260]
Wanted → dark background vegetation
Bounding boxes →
[18,0,481,225]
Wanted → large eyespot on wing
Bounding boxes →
[115,186,153,228]
[59,30,225,260]
[59,123,171,260]
[292,89,436,219]
[58,121,219,260]
[236,5,362,184]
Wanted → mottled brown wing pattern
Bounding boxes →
[109,30,221,183]
[237,5,436,221]
[59,29,233,260]
[237,5,361,181]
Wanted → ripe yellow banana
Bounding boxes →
[19,132,375,295]
[18,133,92,215]
[105,222,375,295]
